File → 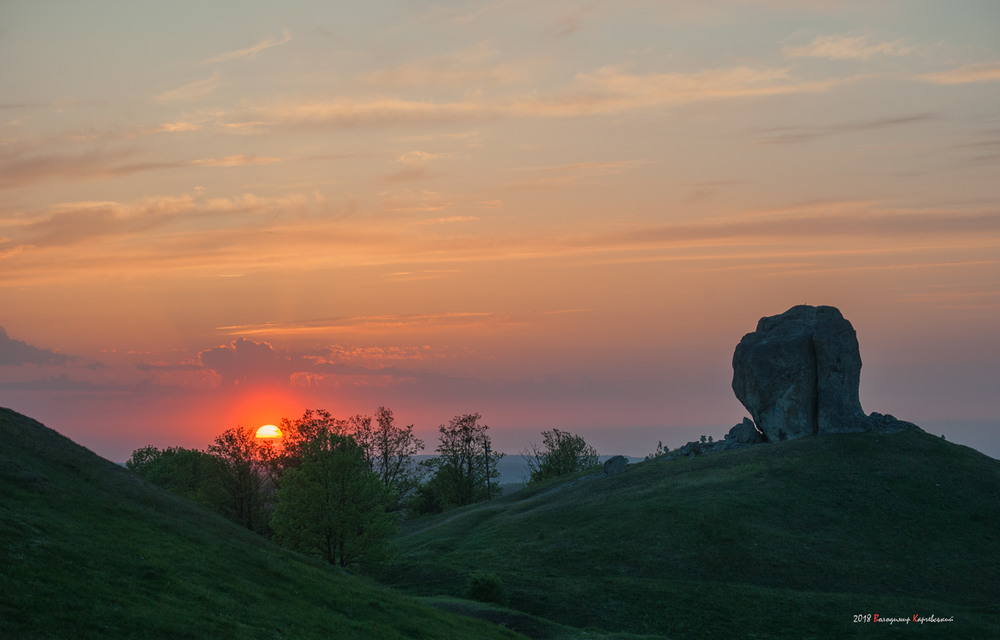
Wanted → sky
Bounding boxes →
[1,0,998,462]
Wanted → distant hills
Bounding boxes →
[3,406,998,639]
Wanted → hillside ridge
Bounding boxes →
[0,407,526,640]
[384,426,1000,639]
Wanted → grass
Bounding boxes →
[0,408,526,640]
[5,405,997,639]
[381,428,1000,639]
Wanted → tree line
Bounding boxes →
[127,408,602,567]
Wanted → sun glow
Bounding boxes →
[255,424,282,439]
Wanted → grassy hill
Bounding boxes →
[382,427,1000,639]
[0,408,525,640]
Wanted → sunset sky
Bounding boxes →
[2,0,998,462]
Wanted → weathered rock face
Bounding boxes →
[732,305,870,441]
[724,417,765,444]
[602,455,628,475]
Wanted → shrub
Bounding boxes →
[464,571,508,606]
[523,429,599,483]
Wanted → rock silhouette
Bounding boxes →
[653,304,917,462]
[732,305,871,442]
[602,455,628,476]
[724,417,765,445]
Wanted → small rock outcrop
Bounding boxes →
[724,417,766,444]
[732,305,871,442]
[868,412,918,433]
[602,455,628,475]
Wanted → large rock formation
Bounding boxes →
[732,305,871,442]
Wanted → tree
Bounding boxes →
[125,445,163,473]
[207,425,276,532]
[420,413,502,511]
[279,409,345,459]
[645,440,669,461]
[126,445,227,510]
[271,432,396,567]
[351,406,425,509]
[522,428,599,484]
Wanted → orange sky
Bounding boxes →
[1,1,998,460]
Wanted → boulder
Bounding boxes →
[602,455,628,475]
[725,417,766,444]
[732,305,870,441]
[675,442,703,457]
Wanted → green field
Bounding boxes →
[382,427,1000,639]
[3,406,998,639]
[0,408,524,640]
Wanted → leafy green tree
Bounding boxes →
[125,445,162,473]
[523,429,599,483]
[278,409,346,465]
[207,425,276,532]
[271,432,396,567]
[126,445,227,510]
[351,406,425,509]
[420,413,502,511]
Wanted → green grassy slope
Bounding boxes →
[0,408,525,640]
[384,428,1000,639]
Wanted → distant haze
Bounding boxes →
[1,2,997,462]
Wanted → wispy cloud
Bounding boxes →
[222,98,492,133]
[379,150,446,183]
[553,4,594,39]
[204,28,292,63]
[592,204,1000,249]
[506,161,635,189]
[147,121,202,134]
[8,195,197,247]
[414,216,478,225]
[384,268,463,281]
[360,46,523,88]
[750,113,938,144]
[1,190,331,250]
[6,186,996,289]
[323,344,440,364]
[782,34,914,60]
[918,62,1000,85]
[0,147,181,190]
[379,188,451,214]
[512,65,847,116]
[217,312,505,337]
[899,290,1000,310]
[191,154,282,167]
[155,71,221,102]
[0,147,285,190]
[0,327,72,366]
[218,63,848,133]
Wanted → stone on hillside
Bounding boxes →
[676,442,702,457]
[868,412,917,433]
[725,417,765,444]
[732,305,871,442]
[603,455,628,475]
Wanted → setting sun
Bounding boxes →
[255,424,282,439]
